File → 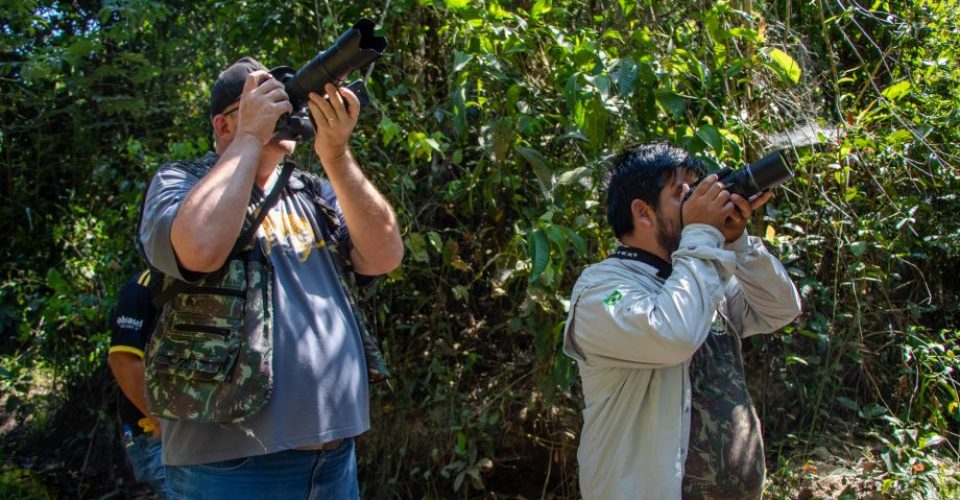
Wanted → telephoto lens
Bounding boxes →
[686,150,794,200]
[284,18,386,110]
[270,19,388,142]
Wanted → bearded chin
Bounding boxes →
[655,214,681,255]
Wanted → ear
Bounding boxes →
[630,199,655,229]
[212,114,233,140]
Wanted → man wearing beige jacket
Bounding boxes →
[564,142,801,499]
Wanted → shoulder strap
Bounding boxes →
[291,170,357,272]
[149,159,297,308]
[292,171,389,383]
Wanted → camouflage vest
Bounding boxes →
[146,248,274,423]
[139,157,388,424]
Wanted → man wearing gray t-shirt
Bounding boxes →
[138,56,402,498]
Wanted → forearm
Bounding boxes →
[170,135,263,272]
[725,233,802,335]
[729,234,799,304]
[319,149,403,275]
[108,354,151,418]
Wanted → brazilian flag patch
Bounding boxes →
[603,289,623,307]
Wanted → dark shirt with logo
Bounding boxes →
[109,270,159,433]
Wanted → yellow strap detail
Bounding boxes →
[108,345,145,359]
[137,417,156,433]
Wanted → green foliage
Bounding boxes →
[1,0,959,497]
[0,464,56,499]
[869,418,956,498]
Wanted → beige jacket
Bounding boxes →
[564,224,801,499]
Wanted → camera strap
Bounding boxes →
[607,246,673,280]
[150,160,297,307]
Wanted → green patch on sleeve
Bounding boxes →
[603,289,623,307]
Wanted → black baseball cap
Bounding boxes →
[209,56,268,118]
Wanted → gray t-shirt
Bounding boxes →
[140,153,370,466]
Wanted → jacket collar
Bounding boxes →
[606,246,672,280]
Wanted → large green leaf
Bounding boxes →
[527,228,550,283]
[557,166,590,186]
[406,232,430,263]
[655,91,686,117]
[518,146,555,201]
[695,124,723,154]
[881,81,911,101]
[762,47,802,84]
[530,0,552,19]
[618,57,638,97]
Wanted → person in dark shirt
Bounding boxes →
[108,270,166,497]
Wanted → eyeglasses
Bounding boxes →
[220,100,240,117]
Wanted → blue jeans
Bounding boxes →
[165,439,358,500]
[124,433,167,498]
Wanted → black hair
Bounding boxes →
[606,141,707,238]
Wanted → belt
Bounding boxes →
[294,439,343,451]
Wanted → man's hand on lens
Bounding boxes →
[682,174,736,230]
[236,70,293,145]
[308,82,360,163]
[720,191,773,242]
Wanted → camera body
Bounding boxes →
[686,150,793,200]
[270,18,387,142]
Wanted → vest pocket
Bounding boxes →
[175,286,245,319]
[150,325,240,382]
